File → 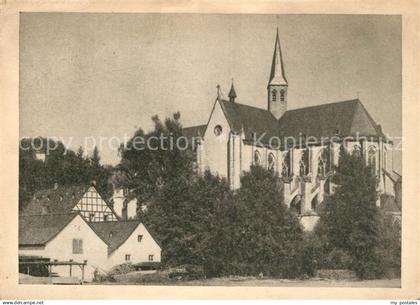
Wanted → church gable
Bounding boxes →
[349,101,383,137]
[203,99,232,140]
[73,186,118,222]
[200,99,232,177]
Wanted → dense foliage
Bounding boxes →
[19,137,113,210]
[20,115,401,281]
[226,166,304,278]
[117,114,305,278]
[314,145,400,279]
[116,113,195,204]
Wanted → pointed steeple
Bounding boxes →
[228,79,237,103]
[267,28,288,119]
[268,28,287,86]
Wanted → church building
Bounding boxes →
[183,29,398,230]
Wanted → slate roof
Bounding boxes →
[184,99,388,146]
[269,28,288,86]
[219,99,280,143]
[182,124,206,139]
[277,99,387,140]
[22,184,116,216]
[22,185,88,215]
[19,213,79,246]
[90,221,141,254]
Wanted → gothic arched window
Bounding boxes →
[368,146,377,175]
[282,150,290,177]
[299,160,306,177]
[352,144,362,158]
[299,149,309,176]
[317,157,326,177]
[271,90,277,101]
[280,89,285,102]
[268,153,275,171]
[281,162,288,177]
[290,195,302,215]
[254,150,261,166]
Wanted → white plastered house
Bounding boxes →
[19,183,161,281]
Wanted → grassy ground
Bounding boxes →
[176,277,401,287]
[91,276,401,287]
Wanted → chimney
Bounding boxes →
[91,180,97,187]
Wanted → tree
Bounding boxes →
[117,112,195,205]
[117,113,201,264]
[142,170,233,271]
[117,114,307,278]
[90,146,101,167]
[318,145,383,279]
[19,138,113,210]
[228,165,304,278]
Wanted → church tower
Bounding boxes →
[267,28,288,119]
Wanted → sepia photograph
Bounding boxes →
[1,1,419,300]
[16,12,404,288]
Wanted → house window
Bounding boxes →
[89,213,95,222]
[72,239,83,254]
[271,90,277,101]
[125,254,131,261]
[148,255,154,262]
[137,235,143,242]
[109,231,113,238]
[103,214,108,222]
[253,150,261,166]
[280,89,285,102]
[267,153,275,171]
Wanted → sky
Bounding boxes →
[20,13,402,172]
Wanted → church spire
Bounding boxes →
[268,28,287,86]
[228,79,237,103]
[267,28,288,119]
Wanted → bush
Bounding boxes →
[107,262,136,277]
[168,264,205,280]
[212,165,305,279]
[376,212,401,278]
[315,147,385,279]
[299,230,352,277]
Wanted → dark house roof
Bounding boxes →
[19,213,79,246]
[22,185,88,215]
[277,99,386,140]
[22,184,116,217]
[90,221,141,254]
